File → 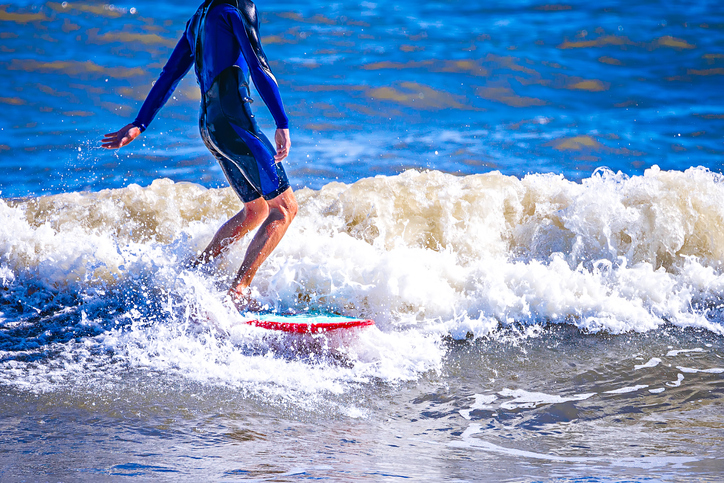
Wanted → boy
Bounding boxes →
[102,0,297,310]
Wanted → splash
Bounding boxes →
[2,167,724,396]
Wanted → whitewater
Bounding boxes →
[2,0,723,478]
[2,166,723,387]
[2,168,723,480]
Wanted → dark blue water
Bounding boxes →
[2,2,724,482]
[1,0,723,198]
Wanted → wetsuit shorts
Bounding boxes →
[199,65,290,203]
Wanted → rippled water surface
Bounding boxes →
[1,0,723,197]
[1,0,724,481]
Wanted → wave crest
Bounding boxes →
[2,167,724,336]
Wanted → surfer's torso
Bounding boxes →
[132,0,290,203]
[133,0,288,132]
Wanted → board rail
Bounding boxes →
[243,318,375,334]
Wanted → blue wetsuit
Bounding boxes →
[132,0,290,202]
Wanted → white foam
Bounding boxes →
[666,374,685,387]
[89,269,445,402]
[0,264,14,286]
[676,366,724,374]
[603,385,649,394]
[448,423,701,468]
[634,357,662,370]
[6,168,724,335]
[498,388,595,409]
[3,167,724,394]
[459,394,498,419]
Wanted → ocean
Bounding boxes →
[1,0,723,481]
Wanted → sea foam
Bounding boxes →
[2,166,724,335]
[2,167,724,395]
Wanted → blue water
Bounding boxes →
[1,0,722,198]
[2,1,724,481]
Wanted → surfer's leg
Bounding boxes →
[199,88,295,307]
[193,126,272,267]
[228,187,297,304]
[193,196,269,266]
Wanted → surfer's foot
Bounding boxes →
[227,287,262,313]
[183,251,216,271]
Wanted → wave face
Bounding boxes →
[1,167,724,397]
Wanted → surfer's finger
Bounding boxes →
[274,150,288,161]
[101,136,124,148]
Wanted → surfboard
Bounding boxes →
[242,313,374,334]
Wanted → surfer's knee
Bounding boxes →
[243,197,270,226]
[282,195,298,224]
[267,188,297,226]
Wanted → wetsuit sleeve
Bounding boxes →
[229,2,289,129]
[132,33,194,132]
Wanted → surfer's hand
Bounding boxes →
[102,123,141,149]
[274,128,290,162]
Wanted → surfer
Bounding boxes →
[101,0,297,310]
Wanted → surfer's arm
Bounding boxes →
[102,33,193,149]
[230,2,289,130]
[131,32,195,133]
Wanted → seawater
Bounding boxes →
[1,0,723,197]
[1,0,723,481]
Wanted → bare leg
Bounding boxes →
[228,188,298,306]
[193,197,269,266]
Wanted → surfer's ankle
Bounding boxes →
[192,251,215,266]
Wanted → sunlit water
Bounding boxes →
[1,0,724,481]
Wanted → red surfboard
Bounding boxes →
[242,314,375,334]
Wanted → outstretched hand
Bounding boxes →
[274,128,291,162]
[102,123,141,149]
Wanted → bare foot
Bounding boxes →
[227,288,263,313]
